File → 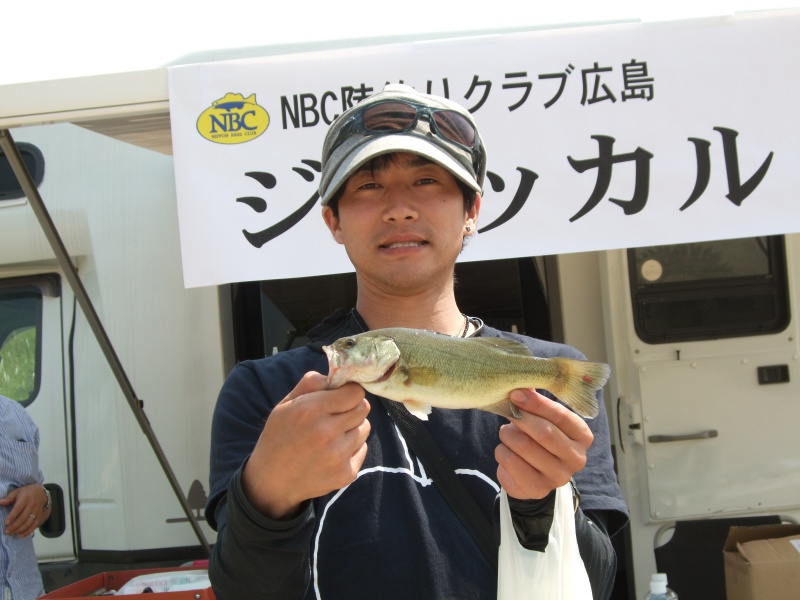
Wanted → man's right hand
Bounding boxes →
[241,371,371,519]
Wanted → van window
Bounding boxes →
[0,276,57,405]
[0,142,45,201]
[628,236,790,343]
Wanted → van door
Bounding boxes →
[0,273,76,561]
[603,234,799,597]
[624,235,795,518]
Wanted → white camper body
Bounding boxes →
[0,120,224,559]
[1,20,799,600]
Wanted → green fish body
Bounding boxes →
[323,328,608,420]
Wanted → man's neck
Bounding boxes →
[354,291,466,337]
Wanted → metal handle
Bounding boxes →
[648,429,718,443]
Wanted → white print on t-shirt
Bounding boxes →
[311,423,500,599]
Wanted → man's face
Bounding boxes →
[322,153,480,297]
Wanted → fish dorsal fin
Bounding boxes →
[471,337,534,357]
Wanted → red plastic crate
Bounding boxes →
[39,566,216,599]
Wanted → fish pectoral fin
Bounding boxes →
[483,399,523,421]
[404,400,432,421]
[471,337,534,357]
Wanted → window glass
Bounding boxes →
[0,142,45,202]
[0,289,42,405]
[628,236,789,343]
[631,238,771,285]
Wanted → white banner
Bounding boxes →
[168,11,800,288]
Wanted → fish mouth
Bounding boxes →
[323,346,398,388]
[322,344,341,389]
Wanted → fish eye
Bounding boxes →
[343,338,356,349]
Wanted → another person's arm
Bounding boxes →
[1,483,51,538]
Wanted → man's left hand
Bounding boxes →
[495,388,594,500]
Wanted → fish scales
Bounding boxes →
[323,328,609,420]
[385,332,569,403]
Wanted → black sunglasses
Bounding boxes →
[325,99,481,171]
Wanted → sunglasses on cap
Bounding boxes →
[324,99,482,172]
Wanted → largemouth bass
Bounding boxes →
[323,328,609,420]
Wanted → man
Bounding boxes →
[1,394,51,600]
[207,83,628,599]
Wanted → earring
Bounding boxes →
[465,226,471,232]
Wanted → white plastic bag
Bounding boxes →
[497,485,592,599]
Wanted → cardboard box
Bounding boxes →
[39,566,216,599]
[724,524,800,600]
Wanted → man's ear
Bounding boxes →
[322,206,344,244]
[465,193,481,234]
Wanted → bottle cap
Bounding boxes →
[650,573,668,594]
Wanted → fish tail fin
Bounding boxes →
[550,359,610,419]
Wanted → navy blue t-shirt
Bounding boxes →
[206,311,628,599]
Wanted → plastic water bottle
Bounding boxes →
[644,573,678,599]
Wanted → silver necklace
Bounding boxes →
[458,313,470,338]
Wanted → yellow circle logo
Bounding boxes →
[197,93,269,144]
